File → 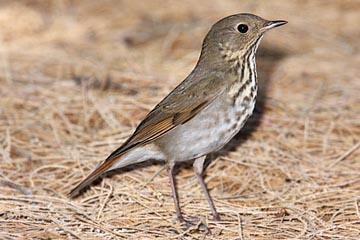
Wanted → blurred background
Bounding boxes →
[0,1,359,239]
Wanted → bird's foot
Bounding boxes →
[212,214,221,222]
[177,216,210,234]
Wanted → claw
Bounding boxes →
[177,216,210,234]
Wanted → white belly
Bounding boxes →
[156,93,256,162]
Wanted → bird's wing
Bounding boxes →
[68,73,225,197]
[116,73,225,155]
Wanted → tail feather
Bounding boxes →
[68,155,122,198]
[68,143,164,198]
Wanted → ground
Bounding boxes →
[0,0,359,239]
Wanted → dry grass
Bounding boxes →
[0,0,359,239]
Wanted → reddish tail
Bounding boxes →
[68,154,122,198]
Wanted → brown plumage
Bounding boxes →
[69,13,287,222]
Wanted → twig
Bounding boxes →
[0,179,32,196]
[328,142,360,169]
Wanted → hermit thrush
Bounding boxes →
[69,13,287,222]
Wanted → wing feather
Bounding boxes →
[68,72,226,197]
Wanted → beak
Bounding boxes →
[263,20,288,30]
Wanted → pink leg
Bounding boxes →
[193,156,221,221]
[166,164,184,222]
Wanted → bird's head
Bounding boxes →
[198,13,287,68]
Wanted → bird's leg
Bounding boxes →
[166,163,184,222]
[193,156,221,221]
[167,162,210,234]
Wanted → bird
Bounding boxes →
[69,13,287,222]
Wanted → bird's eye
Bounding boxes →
[237,24,248,33]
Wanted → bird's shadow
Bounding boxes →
[77,45,287,194]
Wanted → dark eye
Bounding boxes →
[237,24,248,33]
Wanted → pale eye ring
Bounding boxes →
[237,24,248,33]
